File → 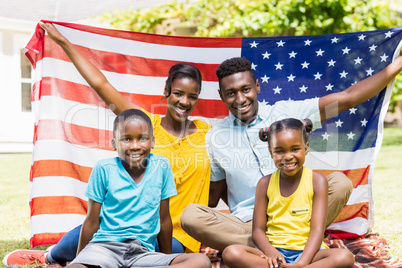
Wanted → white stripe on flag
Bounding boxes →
[29,177,88,201]
[347,184,371,205]
[31,214,86,236]
[37,96,116,130]
[55,25,242,64]
[33,140,117,167]
[327,217,369,236]
[306,148,375,170]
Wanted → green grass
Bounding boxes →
[0,128,401,267]
[372,127,402,258]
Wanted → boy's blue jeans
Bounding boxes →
[47,224,185,264]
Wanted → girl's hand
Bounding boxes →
[39,22,67,44]
[260,252,285,268]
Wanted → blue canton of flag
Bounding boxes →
[242,29,402,152]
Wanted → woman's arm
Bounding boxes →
[76,199,101,254]
[252,176,285,266]
[295,172,328,266]
[39,22,138,115]
[158,198,173,254]
[319,48,402,123]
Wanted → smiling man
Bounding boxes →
[181,54,402,252]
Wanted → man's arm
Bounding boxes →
[319,50,402,123]
[209,180,227,207]
[76,199,101,255]
[157,198,173,254]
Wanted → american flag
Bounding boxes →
[25,21,402,247]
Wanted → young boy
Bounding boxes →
[67,109,210,268]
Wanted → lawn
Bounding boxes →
[0,127,401,267]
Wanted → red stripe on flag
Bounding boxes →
[36,119,113,150]
[333,202,369,223]
[315,168,369,187]
[39,77,228,118]
[30,233,66,248]
[32,160,92,183]
[325,230,365,240]
[30,196,88,216]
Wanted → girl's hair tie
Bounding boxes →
[300,119,307,126]
[263,126,269,132]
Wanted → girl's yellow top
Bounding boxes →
[143,110,211,252]
[266,167,328,250]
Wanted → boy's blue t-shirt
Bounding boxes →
[85,154,177,251]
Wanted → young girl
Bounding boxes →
[222,118,355,268]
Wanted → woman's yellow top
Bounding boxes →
[143,110,211,252]
[266,167,328,250]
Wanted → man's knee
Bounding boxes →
[327,172,353,200]
[181,203,204,232]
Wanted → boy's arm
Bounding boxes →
[319,49,402,123]
[77,199,102,254]
[296,172,328,266]
[157,198,173,254]
[252,176,284,266]
[39,22,137,115]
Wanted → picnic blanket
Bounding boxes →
[25,21,402,248]
[200,233,402,268]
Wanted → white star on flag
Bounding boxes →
[261,75,270,83]
[287,74,296,82]
[369,44,377,51]
[262,52,271,59]
[325,83,334,91]
[316,49,324,56]
[277,40,285,47]
[342,47,351,54]
[347,132,356,140]
[349,107,357,114]
[273,86,282,94]
[354,57,363,64]
[304,40,312,46]
[385,31,393,38]
[366,68,374,76]
[314,72,322,80]
[301,61,310,69]
[275,62,284,70]
[289,51,297,58]
[250,41,258,48]
[335,119,344,127]
[299,85,308,93]
[340,70,348,78]
[327,59,336,66]
[380,53,389,62]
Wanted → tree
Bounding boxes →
[98,0,402,108]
